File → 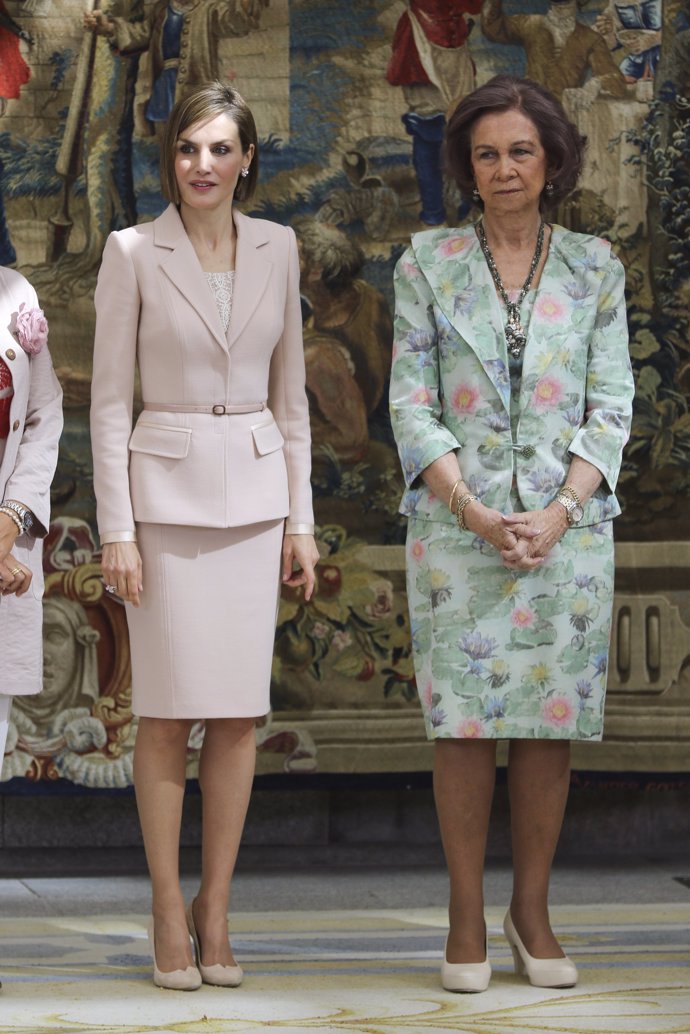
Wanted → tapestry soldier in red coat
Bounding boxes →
[387,0,482,225]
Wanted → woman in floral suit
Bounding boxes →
[390,76,634,993]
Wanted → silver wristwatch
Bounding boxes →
[555,491,583,526]
[1,500,34,533]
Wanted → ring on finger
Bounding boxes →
[10,567,23,577]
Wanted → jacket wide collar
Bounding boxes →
[153,204,271,353]
[412,225,511,411]
[412,223,576,414]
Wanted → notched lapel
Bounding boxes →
[520,226,587,381]
[413,228,510,411]
[226,211,271,349]
[154,204,229,353]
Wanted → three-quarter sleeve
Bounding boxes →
[3,340,63,538]
[389,247,462,489]
[567,255,634,493]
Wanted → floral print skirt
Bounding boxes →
[406,515,616,741]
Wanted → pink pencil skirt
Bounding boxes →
[126,519,284,719]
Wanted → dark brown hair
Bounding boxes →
[160,81,259,204]
[445,75,586,210]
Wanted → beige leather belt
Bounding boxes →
[143,402,267,415]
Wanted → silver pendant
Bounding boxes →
[506,321,526,357]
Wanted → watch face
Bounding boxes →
[571,503,584,524]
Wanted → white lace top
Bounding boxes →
[205,270,235,332]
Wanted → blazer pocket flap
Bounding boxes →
[129,422,191,459]
[252,420,285,456]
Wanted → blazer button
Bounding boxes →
[5,348,16,360]
[12,419,20,432]
[520,444,536,458]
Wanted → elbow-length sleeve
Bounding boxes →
[567,254,634,493]
[3,339,63,538]
[90,231,140,538]
[267,226,314,534]
[389,247,462,489]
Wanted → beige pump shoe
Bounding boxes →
[441,930,491,993]
[503,910,578,988]
[186,900,244,987]
[147,917,202,991]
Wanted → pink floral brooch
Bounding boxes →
[14,302,49,356]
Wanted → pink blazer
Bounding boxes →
[90,204,314,538]
[0,267,63,697]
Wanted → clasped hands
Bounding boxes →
[465,501,569,571]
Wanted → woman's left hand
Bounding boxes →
[501,504,569,566]
[0,553,32,596]
[282,533,320,602]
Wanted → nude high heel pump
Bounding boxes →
[147,917,202,991]
[503,910,577,988]
[440,930,491,993]
[186,900,243,987]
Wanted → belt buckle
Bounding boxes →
[212,404,226,416]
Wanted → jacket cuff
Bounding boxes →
[100,530,137,545]
[284,522,315,536]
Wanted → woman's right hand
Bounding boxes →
[464,501,516,551]
[101,541,143,606]
[464,502,541,570]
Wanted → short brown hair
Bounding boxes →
[445,75,586,211]
[160,81,259,204]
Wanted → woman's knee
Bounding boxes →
[204,716,257,743]
[137,716,195,749]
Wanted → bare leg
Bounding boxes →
[133,716,195,972]
[433,739,497,963]
[192,717,256,966]
[508,738,571,957]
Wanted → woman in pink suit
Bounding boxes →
[90,82,318,991]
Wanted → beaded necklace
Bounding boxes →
[476,219,545,358]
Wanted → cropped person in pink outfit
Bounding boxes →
[90,82,318,991]
[1,269,62,777]
[1,269,62,995]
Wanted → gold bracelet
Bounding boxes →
[559,484,582,506]
[454,492,479,531]
[448,478,462,515]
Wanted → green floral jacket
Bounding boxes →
[390,224,635,526]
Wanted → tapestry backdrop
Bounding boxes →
[1,0,688,784]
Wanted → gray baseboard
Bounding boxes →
[1,775,688,876]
